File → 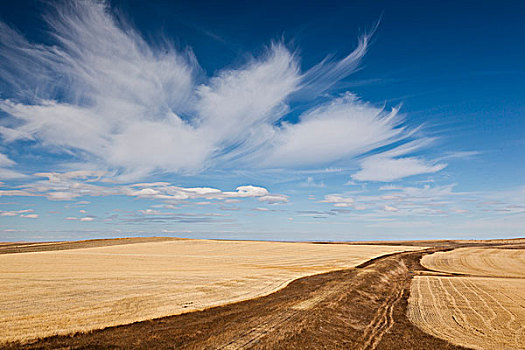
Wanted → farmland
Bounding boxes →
[2,238,524,349]
[409,248,525,350]
[421,247,525,278]
[0,238,420,344]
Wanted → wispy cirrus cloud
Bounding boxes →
[0,153,27,180]
[352,139,447,182]
[0,0,440,182]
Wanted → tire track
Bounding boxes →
[216,279,348,349]
[359,263,407,350]
[366,285,404,350]
[217,309,301,350]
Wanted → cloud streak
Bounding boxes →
[352,139,447,182]
[0,170,288,204]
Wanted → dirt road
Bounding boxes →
[3,247,468,350]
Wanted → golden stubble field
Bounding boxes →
[0,238,422,344]
[408,247,525,350]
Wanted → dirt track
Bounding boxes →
[3,247,468,350]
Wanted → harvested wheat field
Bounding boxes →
[421,247,525,277]
[4,247,470,350]
[409,247,525,350]
[0,238,421,344]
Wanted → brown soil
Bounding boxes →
[3,246,471,350]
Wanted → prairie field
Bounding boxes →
[409,248,525,350]
[0,238,420,344]
[421,247,525,278]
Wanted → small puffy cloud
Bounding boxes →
[321,194,354,207]
[254,207,271,212]
[258,194,289,204]
[20,213,39,218]
[138,209,162,215]
[384,205,399,212]
[66,216,94,222]
[46,191,83,201]
[1,209,35,217]
[300,177,325,188]
[230,186,269,198]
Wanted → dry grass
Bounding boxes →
[409,247,525,350]
[421,247,525,277]
[0,238,421,344]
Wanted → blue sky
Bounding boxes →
[0,0,523,241]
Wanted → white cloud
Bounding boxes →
[262,94,406,168]
[383,205,399,212]
[321,194,354,207]
[0,0,433,179]
[257,194,289,204]
[300,177,326,188]
[0,153,27,180]
[196,43,300,159]
[254,207,271,212]
[353,157,446,182]
[0,170,288,204]
[138,209,162,215]
[352,139,447,182]
[0,153,15,167]
[20,213,39,219]
[65,216,94,222]
[224,199,242,204]
[0,171,115,201]
[0,209,34,217]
